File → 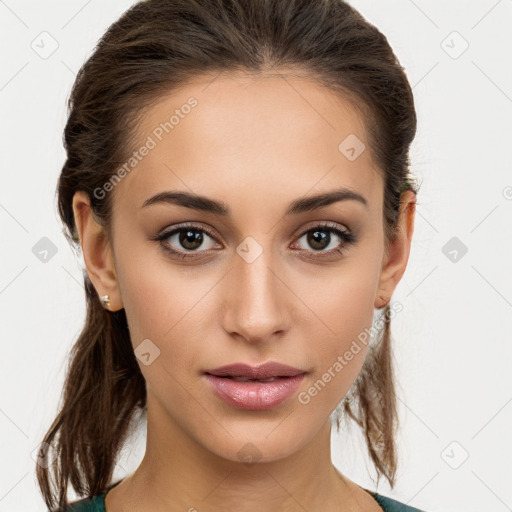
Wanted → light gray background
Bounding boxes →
[1,1,511,511]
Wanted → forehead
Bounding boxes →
[112,71,383,217]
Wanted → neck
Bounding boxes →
[107,392,372,512]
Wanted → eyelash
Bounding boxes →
[153,221,357,261]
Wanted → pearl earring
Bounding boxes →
[100,294,110,308]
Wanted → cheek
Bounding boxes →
[115,248,219,376]
[297,262,379,403]
[115,241,196,339]
[303,255,378,340]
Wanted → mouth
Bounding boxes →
[206,375,293,382]
[204,361,307,380]
[203,362,308,410]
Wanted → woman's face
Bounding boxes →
[100,72,407,463]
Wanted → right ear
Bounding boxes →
[72,191,123,311]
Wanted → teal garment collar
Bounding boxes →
[62,480,426,512]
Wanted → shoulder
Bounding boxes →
[50,479,124,512]
[369,491,427,512]
[51,493,107,512]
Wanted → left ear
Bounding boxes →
[375,189,416,309]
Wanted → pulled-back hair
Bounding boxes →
[37,0,419,509]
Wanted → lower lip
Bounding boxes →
[204,373,306,410]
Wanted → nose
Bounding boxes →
[221,243,291,345]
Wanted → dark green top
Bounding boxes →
[59,479,426,511]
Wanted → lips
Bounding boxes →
[204,362,307,380]
[203,362,309,410]
[203,363,308,410]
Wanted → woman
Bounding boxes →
[37,0,424,510]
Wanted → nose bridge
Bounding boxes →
[224,237,288,341]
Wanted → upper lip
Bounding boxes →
[204,362,307,379]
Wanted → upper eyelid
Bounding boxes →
[296,221,350,235]
[158,221,351,246]
[160,222,218,240]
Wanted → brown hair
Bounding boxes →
[37,0,419,509]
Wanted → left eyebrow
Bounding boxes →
[286,187,368,215]
[141,186,368,216]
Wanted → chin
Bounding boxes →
[198,423,313,466]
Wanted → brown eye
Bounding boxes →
[178,229,205,250]
[294,223,357,259]
[306,229,331,251]
[155,223,219,260]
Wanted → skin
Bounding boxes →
[72,70,416,512]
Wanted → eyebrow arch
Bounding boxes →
[141,186,368,216]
